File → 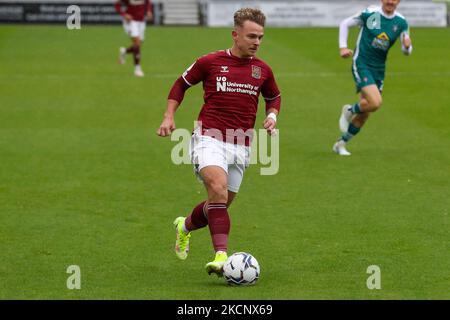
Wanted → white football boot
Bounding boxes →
[118,47,126,65]
[134,65,144,77]
[339,104,353,133]
[333,140,351,156]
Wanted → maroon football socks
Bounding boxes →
[185,201,208,231]
[207,203,230,252]
[184,201,230,252]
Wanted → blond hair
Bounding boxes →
[234,8,266,28]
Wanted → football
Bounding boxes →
[223,252,260,285]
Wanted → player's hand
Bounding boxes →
[146,11,153,22]
[124,14,133,22]
[157,116,176,137]
[340,48,353,58]
[402,35,412,49]
[263,117,277,136]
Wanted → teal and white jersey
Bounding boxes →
[342,6,410,69]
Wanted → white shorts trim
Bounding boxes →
[122,20,146,41]
[189,133,250,193]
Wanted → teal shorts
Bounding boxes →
[352,64,385,93]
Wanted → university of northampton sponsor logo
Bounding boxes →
[252,65,261,79]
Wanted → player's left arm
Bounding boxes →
[146,0,153,22]
[261,68,281,136]
[263,107,279,136]
[400,23,413,56]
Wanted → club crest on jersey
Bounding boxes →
[252,65,261,79]
[393,25,398,33]
[377,32,390,41]
[220,66,229,73]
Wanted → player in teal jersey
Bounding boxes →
[333,0,413,156]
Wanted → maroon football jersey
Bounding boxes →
[116,0,151,22]
[182,49,281,144]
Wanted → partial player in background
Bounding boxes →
[115,0,153,77]
[157,8,281,277]
[334,0,412,156]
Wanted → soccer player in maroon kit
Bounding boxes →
[115,0,153,77]
[157,8,281,276]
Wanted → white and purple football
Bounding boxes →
[223,252,260,285]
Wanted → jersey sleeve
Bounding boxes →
[146,0,152,13]
[400,19,410,36]
[339,11,363,48]
[181,55,210,87]
[114,0,125,17]
[338,6,378,49]
[167,77,190,103]
[261,68,281,113]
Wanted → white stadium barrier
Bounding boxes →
[205,0,448,27]
[0,0,447,26]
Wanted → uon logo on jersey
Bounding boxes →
[217,76,227,92]
[221,66,229,73]
[252,65,261,79]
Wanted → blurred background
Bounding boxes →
[0,0,448,27]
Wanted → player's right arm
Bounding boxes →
[156,78,189,137]
[157,99,179,137]
[146,0,153,22]
[339,12,363,58]
[114,0,132,22]
[156,56,209,137]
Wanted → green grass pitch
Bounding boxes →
[0,25,449,299]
